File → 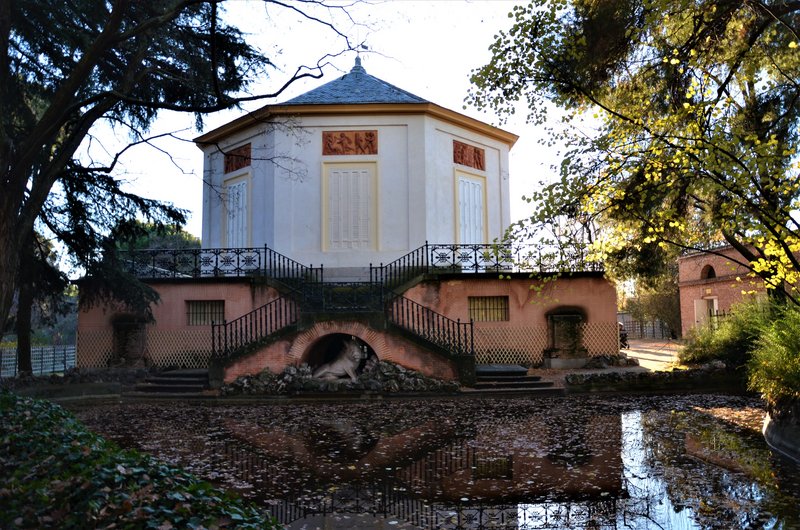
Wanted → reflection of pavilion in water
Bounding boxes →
[218,412,626,529]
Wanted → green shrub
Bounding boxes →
[680,300,775,368]
[748,306,800,410]
[0,392,281,529]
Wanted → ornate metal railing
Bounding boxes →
[387,296,474,356]
[301,282,385,313]
[211,296,299,360]
[371,243,602,292]
[427,243,602,273]
[118,245,323,285]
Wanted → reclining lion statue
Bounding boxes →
[313,339,364,382]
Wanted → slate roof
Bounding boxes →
[282,57,429,105]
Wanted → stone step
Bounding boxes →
[154,368,209,378]
[476,374,542,383]
[461,386,564,396]
[473,379,555,390]
[134,382,207,393]
[122,391,216,400]
[144,376,208,386]
[475,364,529,378]
[136,369,210,394]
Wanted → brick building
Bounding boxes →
[678,246,766,335]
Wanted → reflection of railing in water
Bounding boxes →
[264,485,621,529]
[218,435,622,529]
[396,442,474,493]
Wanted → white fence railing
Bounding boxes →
[0,345,76,378]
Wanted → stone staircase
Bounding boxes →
[133,369,210,395]
[468,364,560,394]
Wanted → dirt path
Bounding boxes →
[626,338,685,371]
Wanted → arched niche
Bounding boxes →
[545,306,587,354]
[110,313,149,367]
[700,264,716,279]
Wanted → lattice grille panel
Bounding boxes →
[76,330,113,368]
[474,322,618,365]
[474,326,548,366]
[146,328,212,368]
[581,322,620,356]
[77,328,212,368]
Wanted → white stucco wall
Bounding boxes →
[199,111,512,269]
[425,117,510,244]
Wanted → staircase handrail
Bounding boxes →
[369,244,429,290]
[211,296,299,360]
[386,296,474,356]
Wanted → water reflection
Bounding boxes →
[72,395,800,529]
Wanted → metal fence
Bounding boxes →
[0,345,76,378]
[617,316,676,340]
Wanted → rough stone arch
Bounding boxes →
[287,320,387,365]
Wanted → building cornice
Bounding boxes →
[194,103,519,148]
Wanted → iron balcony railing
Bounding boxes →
[387,296,474,357]
[371,242,603,290]
[118,245,323,286]
[211,296,299,360]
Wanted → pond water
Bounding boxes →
[73,394,800,530]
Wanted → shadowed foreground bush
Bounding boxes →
[749,307,800,412]
[0,392,280,529]
[680,301,775,368]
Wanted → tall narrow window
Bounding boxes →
[458,174,485,244]
[328,166,373,249]
[225,179,248,248]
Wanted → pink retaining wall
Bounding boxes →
[78,280,281,332]
[402,275,618,325]
[77,273,617,373]
[223,319,459,384]
[77,280,282,367]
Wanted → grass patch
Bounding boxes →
[0,391,280,529]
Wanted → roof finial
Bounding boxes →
[351,54,365,74]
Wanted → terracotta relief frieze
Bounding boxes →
[224,143,251,173]
[323,130,378,155]
[453,140,485,171]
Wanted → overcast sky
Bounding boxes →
[93,0,571,238]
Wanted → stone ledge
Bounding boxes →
[763,412,800,464]
[564,364,746,394]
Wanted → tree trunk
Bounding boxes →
[15,280,33,374]
[14,233,35,375]
[0,229,21,337]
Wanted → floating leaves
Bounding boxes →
[71,394,800,529]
